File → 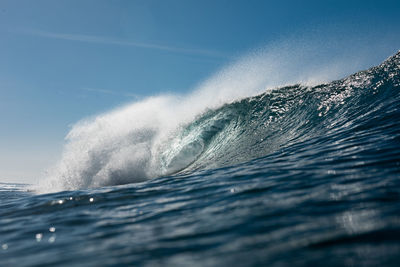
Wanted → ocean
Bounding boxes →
[1,51,400,266]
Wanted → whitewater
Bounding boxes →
[1,49,400,266]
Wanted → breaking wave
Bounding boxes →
[36,47,400,193]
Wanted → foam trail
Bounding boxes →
[35,39,378,193]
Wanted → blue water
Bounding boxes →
[1,51,400,266]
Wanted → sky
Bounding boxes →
[1,0,400,183]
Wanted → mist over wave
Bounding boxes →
[35,40,399,193]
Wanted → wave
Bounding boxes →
[36,49,400,193]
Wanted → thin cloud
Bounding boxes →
[82,87,141,98]
[21,29,229,59]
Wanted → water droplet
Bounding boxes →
[89,198,94,202]
[58,200,64,204]
[230,188,235,193]
[48,235,56,243]
[36,233,43,242]
[2,244,8,250]
[69,197,73,200]
[327,170,336,175]
[49,227,56,233]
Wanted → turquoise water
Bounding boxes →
[1,51,400,266]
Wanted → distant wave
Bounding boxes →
[35,49,400,193]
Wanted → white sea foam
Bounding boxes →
[35,37,378,193]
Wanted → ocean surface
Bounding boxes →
[1,51,400,266]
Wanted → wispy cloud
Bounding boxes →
[82,87,141,98]
[20,29,228,59]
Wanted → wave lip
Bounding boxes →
[36,50,400,193]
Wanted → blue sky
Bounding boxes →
[1,0,400,183]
